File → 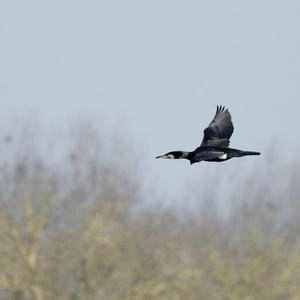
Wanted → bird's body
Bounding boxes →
[187,146,260,164]
[156,106,260,164]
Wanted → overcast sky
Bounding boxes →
[1,1,300,199]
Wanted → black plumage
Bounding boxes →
[156,105,260,164]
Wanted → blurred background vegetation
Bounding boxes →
[0,120,300,300]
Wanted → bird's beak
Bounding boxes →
[156,154,175,159]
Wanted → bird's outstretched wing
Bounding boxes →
[200,105,234,147]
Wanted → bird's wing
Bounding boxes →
[200,105,234,147]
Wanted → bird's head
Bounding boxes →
[156,151,189,160]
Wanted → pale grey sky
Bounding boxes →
[1,1,300,198]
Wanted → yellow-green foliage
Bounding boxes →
[1,195,300,300]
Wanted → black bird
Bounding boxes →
[156,105,260,164]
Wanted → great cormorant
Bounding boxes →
[156,105,260,164]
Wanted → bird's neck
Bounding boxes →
[178,151,190,159]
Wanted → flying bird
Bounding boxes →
[156,105,260,164]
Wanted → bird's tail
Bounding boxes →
[239,150,261,156]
